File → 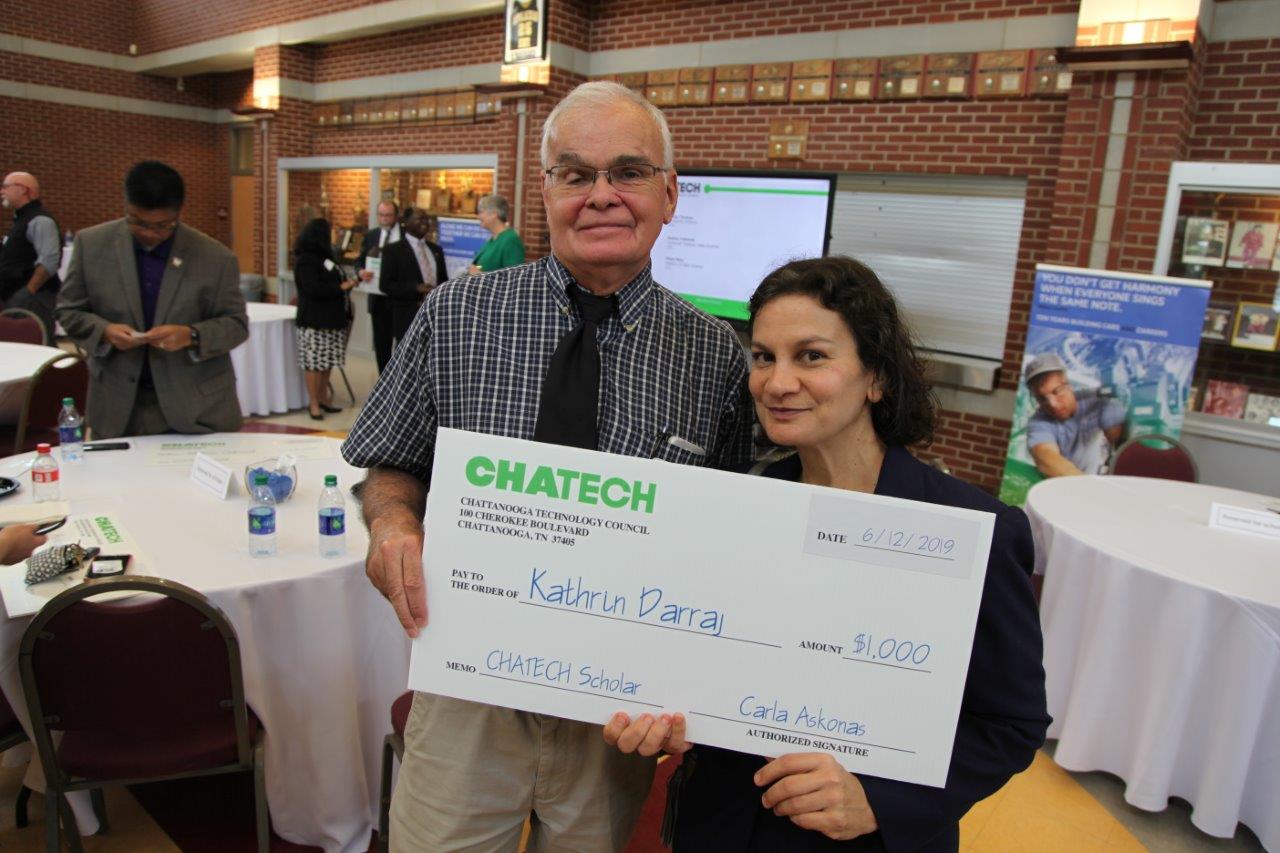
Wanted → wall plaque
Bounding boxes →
[314,103,340,127]
[618,72,647,93]
[768,119,809,160]
[353,99,372,124]
[678,67,712,106]
[791,59,833,102]
[417,94,438,122]
[878,55,924,99]
[455,90,477,120]
[338,101,355,125]
[1030,49,1072,95]
[833,58,877,101]
[713,65,751,104]
[975,50,1028,98]
[475,92,499,118]
[925,53,973,98]
[646,69,678,106]
[751,63,791,103]
[504,0,547,65]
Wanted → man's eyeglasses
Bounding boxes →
[125,213,179,233]
[544,163,666,195]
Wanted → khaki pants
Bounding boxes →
[390,693,655,852]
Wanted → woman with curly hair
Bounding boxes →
[606,256,1050,852]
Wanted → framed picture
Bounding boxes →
[1203,379,1250,419]
[1230,301,1280,351]
[1181,217,1228,266]
[1226,220,1279,269]
[1201,301,1235,341]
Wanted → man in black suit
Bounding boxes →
[378,207,447,359]
[357,200,402,372]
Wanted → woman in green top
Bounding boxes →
[469,194,526,273]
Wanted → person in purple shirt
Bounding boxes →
[57,162,247,438]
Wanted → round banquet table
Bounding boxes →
[0,434,408,853]
[232,302,306,417]
[0,342,66,424]
[1026,476,1279,850]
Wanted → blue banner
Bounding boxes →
[437,217,491,280]
[999,265,1212,506]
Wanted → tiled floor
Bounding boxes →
[0,352,1267,851]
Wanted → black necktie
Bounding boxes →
[533,287,618,449]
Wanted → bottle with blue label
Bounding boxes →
[318,474,346,557]
[248,472,277,558]
[58,397,84,463]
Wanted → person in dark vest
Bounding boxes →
[1,172,62,341]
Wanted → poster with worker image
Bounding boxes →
[998,264,1212,507]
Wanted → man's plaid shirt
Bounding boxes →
[341,254,754,484]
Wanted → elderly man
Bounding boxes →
[1,171,62,340]
[468,193,526,274]
[357,200,402,371]
[1023,353,1125,477]
[57,161,248,438]
[342,81,753,850]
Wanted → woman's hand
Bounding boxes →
[341,279,357,291]
[756,753,877,841]
[0,524,48,565]
[602,712,692,757]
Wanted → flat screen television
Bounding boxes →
[650,169,836,321]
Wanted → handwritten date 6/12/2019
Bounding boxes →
[861,527,956,556]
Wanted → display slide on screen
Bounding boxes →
[651,173,834,320]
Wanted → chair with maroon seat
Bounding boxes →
[377,690,414,852]
[1108,433,1199,483]
[19,576,267,853]
[1,352,89,455]
[0,308,48,345]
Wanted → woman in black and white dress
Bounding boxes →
[292,218,355,420]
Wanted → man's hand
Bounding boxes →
[144,324,194,352]
[341,279,358,291]
[359,269,375,282]
[367,516,427,637]
[603,712,691,757]
[756,753,878,841]
[104,323,146,351]
[467,264,483,275]
[0,524,48,565]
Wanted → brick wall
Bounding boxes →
[589,0,1077,52]
[132,0,385,53]
[311,15,504,82]
[1189,38,1280,161]
[2,0,133,54]
[0,96,228,243]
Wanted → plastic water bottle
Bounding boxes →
[32,443,60,501]
[58,397,84,463]
[248,473,277,558]
[318,474,346,557]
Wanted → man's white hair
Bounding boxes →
[540,81,674,171]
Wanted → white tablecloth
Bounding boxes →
[0,435,407,852]
[1027,476,1279,850]
[232,303,305,417]
[0,342,66,424]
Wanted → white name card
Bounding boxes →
[1209,502,1280,541]
[190,451,233,500]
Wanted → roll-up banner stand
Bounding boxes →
[998,264,1212,507]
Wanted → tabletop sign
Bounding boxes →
[1030,49,1072,96]
[791,59,833,103]
[678,67,712,106]
[1209,503,1280,541]
[713,65,752,104]
[190,451,234,500]
[975,50,1028,98]
[751,63,791,103]
[925,53,973,98]
[878,55,924,99]
[833,58,878,101]
[646,69,679,107]
[411,429,996,786]
[768,119,810,160]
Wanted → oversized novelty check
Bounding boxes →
[411,428,996,786]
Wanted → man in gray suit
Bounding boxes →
[57,161,248,438]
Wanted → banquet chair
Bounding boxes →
[1108,433,1199,483]
[0,692,34,829]
[377,690,414,852]
[0,308,47,346]
[2,352,89,454]
[19,576,268,853]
